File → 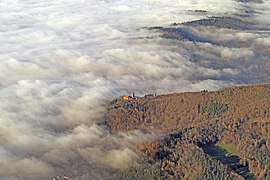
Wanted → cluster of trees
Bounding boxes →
[108,84,270,179]
[112,165,160,180]
[139,136,237,179]
[202,102,229,116]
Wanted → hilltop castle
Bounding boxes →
[123,92,136,100]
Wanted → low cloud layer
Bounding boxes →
[0,0,269,179]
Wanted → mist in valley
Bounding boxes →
[0,0,269,179]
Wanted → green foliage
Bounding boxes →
[216,142,237,155]
[112,165,161,180]
[203,102,229,116]
[254,149,270,165]
[194,150,233,180]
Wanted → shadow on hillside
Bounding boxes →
[202,144,255,180]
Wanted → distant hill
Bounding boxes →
[107,84,270,179]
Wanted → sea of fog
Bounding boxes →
[0,0,270,179]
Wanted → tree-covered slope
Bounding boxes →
[107,84,270,179]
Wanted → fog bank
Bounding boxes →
[0,0,269,179]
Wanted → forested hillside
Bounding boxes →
[107,84,270,179]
